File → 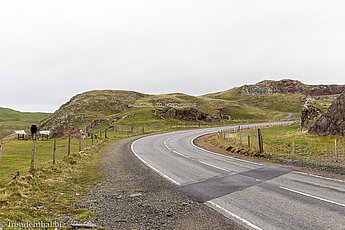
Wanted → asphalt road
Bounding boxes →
[131,122,345,230]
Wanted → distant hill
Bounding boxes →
[39,89,286,137]
[0,107,50,138]
[38,79,343,137]
[205,79,343,113]
[208,79,345,97]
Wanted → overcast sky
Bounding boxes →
[1,0,345,112]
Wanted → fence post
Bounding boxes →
[292,140,295,156]
[335,139,338,162]
[79,134,82,152]
[0,139,3,164]
[29,133,37,172]
[105,129,108,139]
[53,138,56,164]
[114,126,116,137]
[68,135,71,156]
[100,130,102,141]
[248,135,250,148]
[258,129,263,154]
[86,133,88,148]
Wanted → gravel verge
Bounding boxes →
[76,136,246,229]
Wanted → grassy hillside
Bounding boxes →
[0,108,50,138]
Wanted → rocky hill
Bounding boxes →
[39,90,147,137]
[241,79,344,96]
[309,92,345,136]
[210,79,344,97]
[37,79,344,137]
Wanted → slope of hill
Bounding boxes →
[0,107,50,138]
[205,79,343,113]
[38,79,343,137]
[208,79,345,97]
[39,90,287,137]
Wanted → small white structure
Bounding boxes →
[40,130,50,140]
[15,130,27,140]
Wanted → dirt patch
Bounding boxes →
[75,136,245,229]
[195,134,345,181]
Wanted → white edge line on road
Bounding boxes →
[293,171,345,184]
[207,201,262,230]
[190,135,263,167]
[198,160,232,172]
[131,139,181,186]
[280,186,345,207]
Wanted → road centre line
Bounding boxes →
[190,135,263,167]
[198,160,233,172]
[280,186,345,207]
[131,139,181,186]
[207,201,262,230]
[293,171,345,184]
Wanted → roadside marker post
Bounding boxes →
[29,124,38,172]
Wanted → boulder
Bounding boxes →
[301,98,322,129]
[309,92,345,136]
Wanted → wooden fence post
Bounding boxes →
[0,139,3,164]
[100,130,102,141]
[29,133,37,172]
[258,129,263,154]
[105,129,108,139]
[68,135,71,156]
[79,135,82,152]
[248,135,250,148]
[86,133,88,148]
[335,139,338,162]
[53,138,56,164]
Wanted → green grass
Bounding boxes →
[0,107,50,139]
[201,123,345,164]
[0,132,129,225]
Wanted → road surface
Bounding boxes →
[131,123,345,230]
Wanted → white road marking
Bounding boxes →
[280,186,345,207]
[207,201,262,230]
[131,139,181,186]
[198,160,233,172]
[172,150,190,159]
[293,171,345,183]
[190,136,263,167]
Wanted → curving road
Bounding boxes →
[131,123,345,230]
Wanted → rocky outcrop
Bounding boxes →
[162,108,220,122]
[309,93,345,136]
[241,79,344,96]
[301,98,322,129]
[39,90,147,137]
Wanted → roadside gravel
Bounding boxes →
[77,136,245,229]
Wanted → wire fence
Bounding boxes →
[217,122,345,164]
